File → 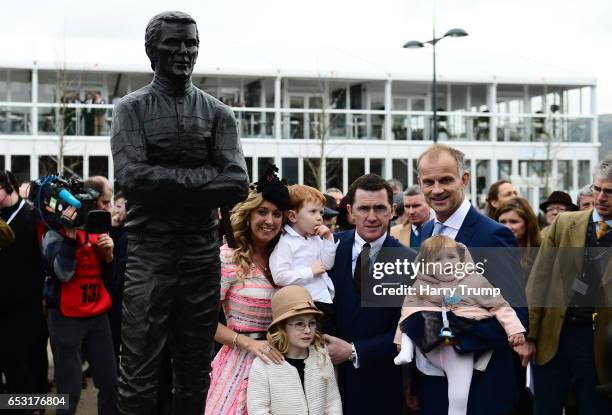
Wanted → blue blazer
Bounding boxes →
[415,205,529,415]
[330,230,415,415]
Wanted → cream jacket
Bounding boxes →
[247,346,342,415]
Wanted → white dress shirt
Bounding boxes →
[269,224,336,303]
[431,198,471,240]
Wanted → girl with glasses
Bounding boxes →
[247,285,342,415]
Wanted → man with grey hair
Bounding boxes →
[390,185,432,248]
[111,10,249,415]
[387,178,403,195]
[578,184,595,211]
[524,159,612,414]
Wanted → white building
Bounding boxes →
[0,37,598,208]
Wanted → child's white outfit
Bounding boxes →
[247,346,342,415]
[269,224,336,304]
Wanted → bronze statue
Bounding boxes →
[110,11,249,415]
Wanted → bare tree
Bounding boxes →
[50,35,85,179]
[303,79,346,190]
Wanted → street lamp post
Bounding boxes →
[403,28,468,143]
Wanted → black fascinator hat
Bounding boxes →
[252,164,290,211]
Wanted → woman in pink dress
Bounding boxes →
[205,166,290,415]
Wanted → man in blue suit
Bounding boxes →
[407,143,528,414]
[323,174,416,415]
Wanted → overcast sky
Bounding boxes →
[5,0,612,113]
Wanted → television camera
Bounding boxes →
[29,175,109,233]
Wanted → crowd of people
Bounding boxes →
[1,142,612,415]
[50,92,107,136]
[5,9,611,415]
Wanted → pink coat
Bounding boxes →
[394,270,525,344]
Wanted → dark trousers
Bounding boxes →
[533,322,612,415]
[0,311,35,396]
[117,232,220,415]
[47,308,117,415]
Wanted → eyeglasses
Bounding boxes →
[546,206,567,213]
[590,184,612,197]
[286,320,317,332]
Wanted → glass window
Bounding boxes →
[498,160,512,180]
[257,157,275,181]
[89,156,108,178]
[282,158,298,185]
[326,158,343,191]
[244,157,253,183]
[564,88,582,114]
[519,159,551,198]
[0,70,7,101]
[470,85,487,112]
[529,86,545,113]
[8,70,31,102]
[581,87,591,115]
[465,159,472,199]
[63,156,83,179]
[557,160,573,191]
[451,85,468,111]
[348,159,364,187]
[369,159,384,177]
[476,160,490,209]
[38,83,56,103]
[304,158,320,188]
[11,156,30,183]
[39,156,58,178]
[0,106,30,134]
[392,159,408,190]
[579,160,591,188]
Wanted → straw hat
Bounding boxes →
[268,285,323,329]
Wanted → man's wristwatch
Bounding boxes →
[348,343,357,363]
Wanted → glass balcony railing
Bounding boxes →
[0,102,596,144]
[0,106,30,134]
[37,104,112,136]
[234,108,275,138]
[496,114,592,143]
[276,109,386,140]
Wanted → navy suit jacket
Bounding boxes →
[415,205,528,415]
[330,230,415,415]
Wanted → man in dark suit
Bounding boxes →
[324,173,415,415]
[409,143,528,414]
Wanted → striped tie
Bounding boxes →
[596,221,609,240]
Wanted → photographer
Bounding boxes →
[42,179,117,415]
[0,170,44,401]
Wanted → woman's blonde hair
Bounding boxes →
[230,189,283,279]
[267,317,327,363]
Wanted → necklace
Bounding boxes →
[252,255,270,274]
